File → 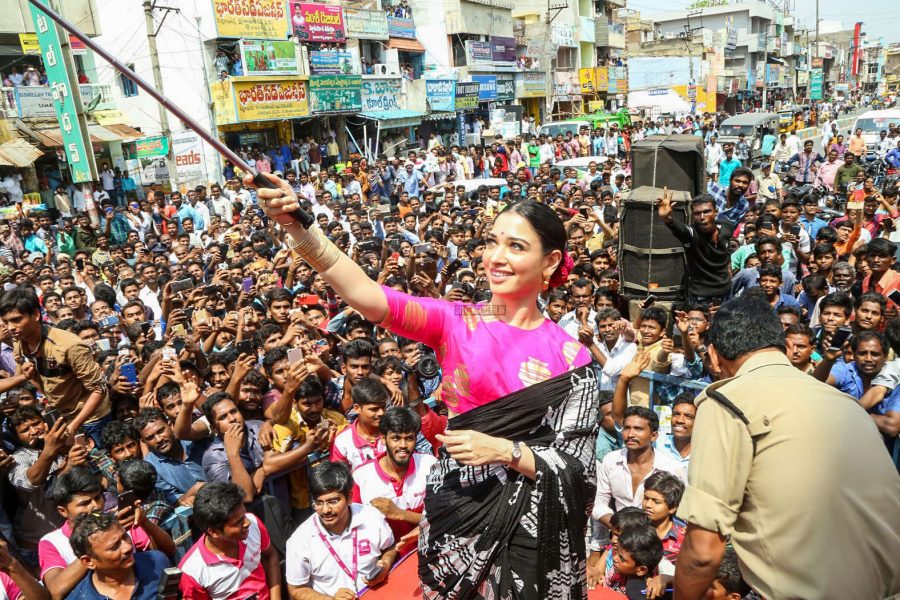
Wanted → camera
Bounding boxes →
[414,343,440,379]
[357,238,381,253]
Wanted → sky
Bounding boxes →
[627,0,900,45]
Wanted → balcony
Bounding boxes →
[1,83,115,120]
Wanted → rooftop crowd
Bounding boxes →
[0,104,898,600]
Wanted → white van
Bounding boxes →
[851,109,900,151]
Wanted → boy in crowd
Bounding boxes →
[603,523,665,599]
[330,377,387,469]
[587,507,650,590]
[705,547,751,600]
[641,471,686,577]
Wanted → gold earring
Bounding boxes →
[541,276,550,291]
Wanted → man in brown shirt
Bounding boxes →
[0,287,110,443]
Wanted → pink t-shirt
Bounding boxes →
[0,572,21,600]
[38,520,152,579]
[381,286,591,414]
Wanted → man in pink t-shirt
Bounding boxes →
[330,378,386,470]
[0,539,46,600]
[179,482,282,600]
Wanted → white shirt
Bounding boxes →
[558,308,597,340]
[352,453,436,514]
[594,336,638,391]
[139,285,163,320]
[786,134,803,157]
[285,504,394,596]
[705,143,724,172]
[592,447,686,521]
[539,143,555,165]
[100,169,115,189]
[209,195,233,223]
[331,423,386,471]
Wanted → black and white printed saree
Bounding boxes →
[418,365,598,600]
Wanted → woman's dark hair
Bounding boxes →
[617,524,663,572]
[708,295,785,361]
[379,406,421,436]
[70,512,118,559]
[504,199,567,277]
[309,461,354,500]
[117,459,158,501]
[193,482,245,533]
[50,466,102,507]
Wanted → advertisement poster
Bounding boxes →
[172,131,208,188]
[387,16,415,39]
[579,68,595,93]
[455,81,480,110]
[490,37,516,63]
[15,85,95,119]
[212,0,288,39]
[465,41,492,65]
[361,79,402,111]
[290,2,345,43]
[516,71,546,98]
[130,136,169,158]
[471,75,497,101]
[425,79,456,112]
[309,75,362,113]
[239,40,299,77]
[496,74,515,101]
[210,80,238,125]
[309,50,355,74]
[810,68,824,100]
[233,80,310,121]
[344,8,388,40]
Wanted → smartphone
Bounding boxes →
[287,346,305,365]
[193,309,209,323]
[421,260,439,282]
[313,339,328,353]
[641,295,657,309]
[317,418,332,431]
[96,338,111,352]
[297,294,320,306]
[171,323,186,338]
[73,433,86,448]
[44,409,61,428]
[120,363,138,385]
[242,277,254,293]
[828,326,853,351]
[117,490,138,511]
[390,252,401,261]
[579,207,590,218]
[378,203,391,216]
[888,290,900,306]
[172,338,186,355]
[445,258,462,278]
[162,346,178,362]
[170,277,194,293]
[75,257,85,270]
[414,243,432,255]
[790,224,801,236]
[140,321,152,335]
[156,567,183,600]
[235,340,254,356]
[99,315,119,328]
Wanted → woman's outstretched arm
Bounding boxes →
[246,173,389,323]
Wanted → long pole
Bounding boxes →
[26,0,314,228]
[143,0,177,191]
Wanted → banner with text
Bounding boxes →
[361,78,402,111]
[455,81,480,110]
[309,75,363,113]
[212,0,288,39]
[233,80,310,121]
[465,40,493,65]
[490,36,516,63]
[471,75,497,101]
[172,131,208,188]
[343,8,388,40]
[239,39,299,77]
[290,2,346,43]
[387,15,415,39]
[496,74,515,101]
[425,79,456,112]
[309,50,355,74]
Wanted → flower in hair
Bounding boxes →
[549,252,575,288]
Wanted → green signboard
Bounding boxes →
[309,75,362,114]
[809,68,823,101]
[29,0,95,183]
[125,136,170,159]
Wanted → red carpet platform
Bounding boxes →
[362,552,626,599]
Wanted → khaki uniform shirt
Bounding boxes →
[14,325,110,421]
[678,351,900,600]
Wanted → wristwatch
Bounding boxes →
[509,441,523,466]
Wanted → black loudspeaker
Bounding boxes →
[631,135,705,197]
[619,186,690,299]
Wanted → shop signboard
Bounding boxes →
[551,25,576,48]
[455,81,480,110]
[466,41,493,65]
[15,85,95,119]
[344,8,389,40]
[239,40,299,77]
[425,79,456,111]
[210,80,238,125]
[810,68,823,100]
[172,130,207,188]
[212,0,288,39]
[309,75,362,113]
[361,78,402,111]
[472,75,497,101]
[595,66,608,92]
[496,74,515,101]
[28,0,95,183]
[309,50,355,74]
[614,66,627,93]
[387,15,416,39]
[124,136,169,159]
[490,36,516,63]
[607,67,618,94]
[233,80,310,121]
[515,71,546,98]
[290,2,346,43]
[579,68,595,93]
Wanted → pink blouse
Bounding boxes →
[382,286,591,414]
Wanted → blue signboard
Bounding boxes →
[425,79,456,112]
[310,50,354,75]
[471,74,497,101]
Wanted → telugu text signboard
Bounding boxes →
[810,68,824,100]
[290,2,346,43]
[309,50,355,75]
[309,75,362,113]
[343,8,388,40]
[361,78,402,112]
[239,40,299,77]
[490,36,516,63]
[425,79,456,112]
[387,15,415,39]
[233,80,310,121]
[212,0,288,39]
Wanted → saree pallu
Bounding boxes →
[418,365,598,600]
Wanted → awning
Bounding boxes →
[766,55,786,65]
[19,121,143,147]
[387,38,425,52]
[0,136,44,167]
[422,112,456,121]
[361,109,425,129]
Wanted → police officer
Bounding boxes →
[673,294,900,600]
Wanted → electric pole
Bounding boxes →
[143,0,177,191]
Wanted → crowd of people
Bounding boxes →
[0,105,898,600]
